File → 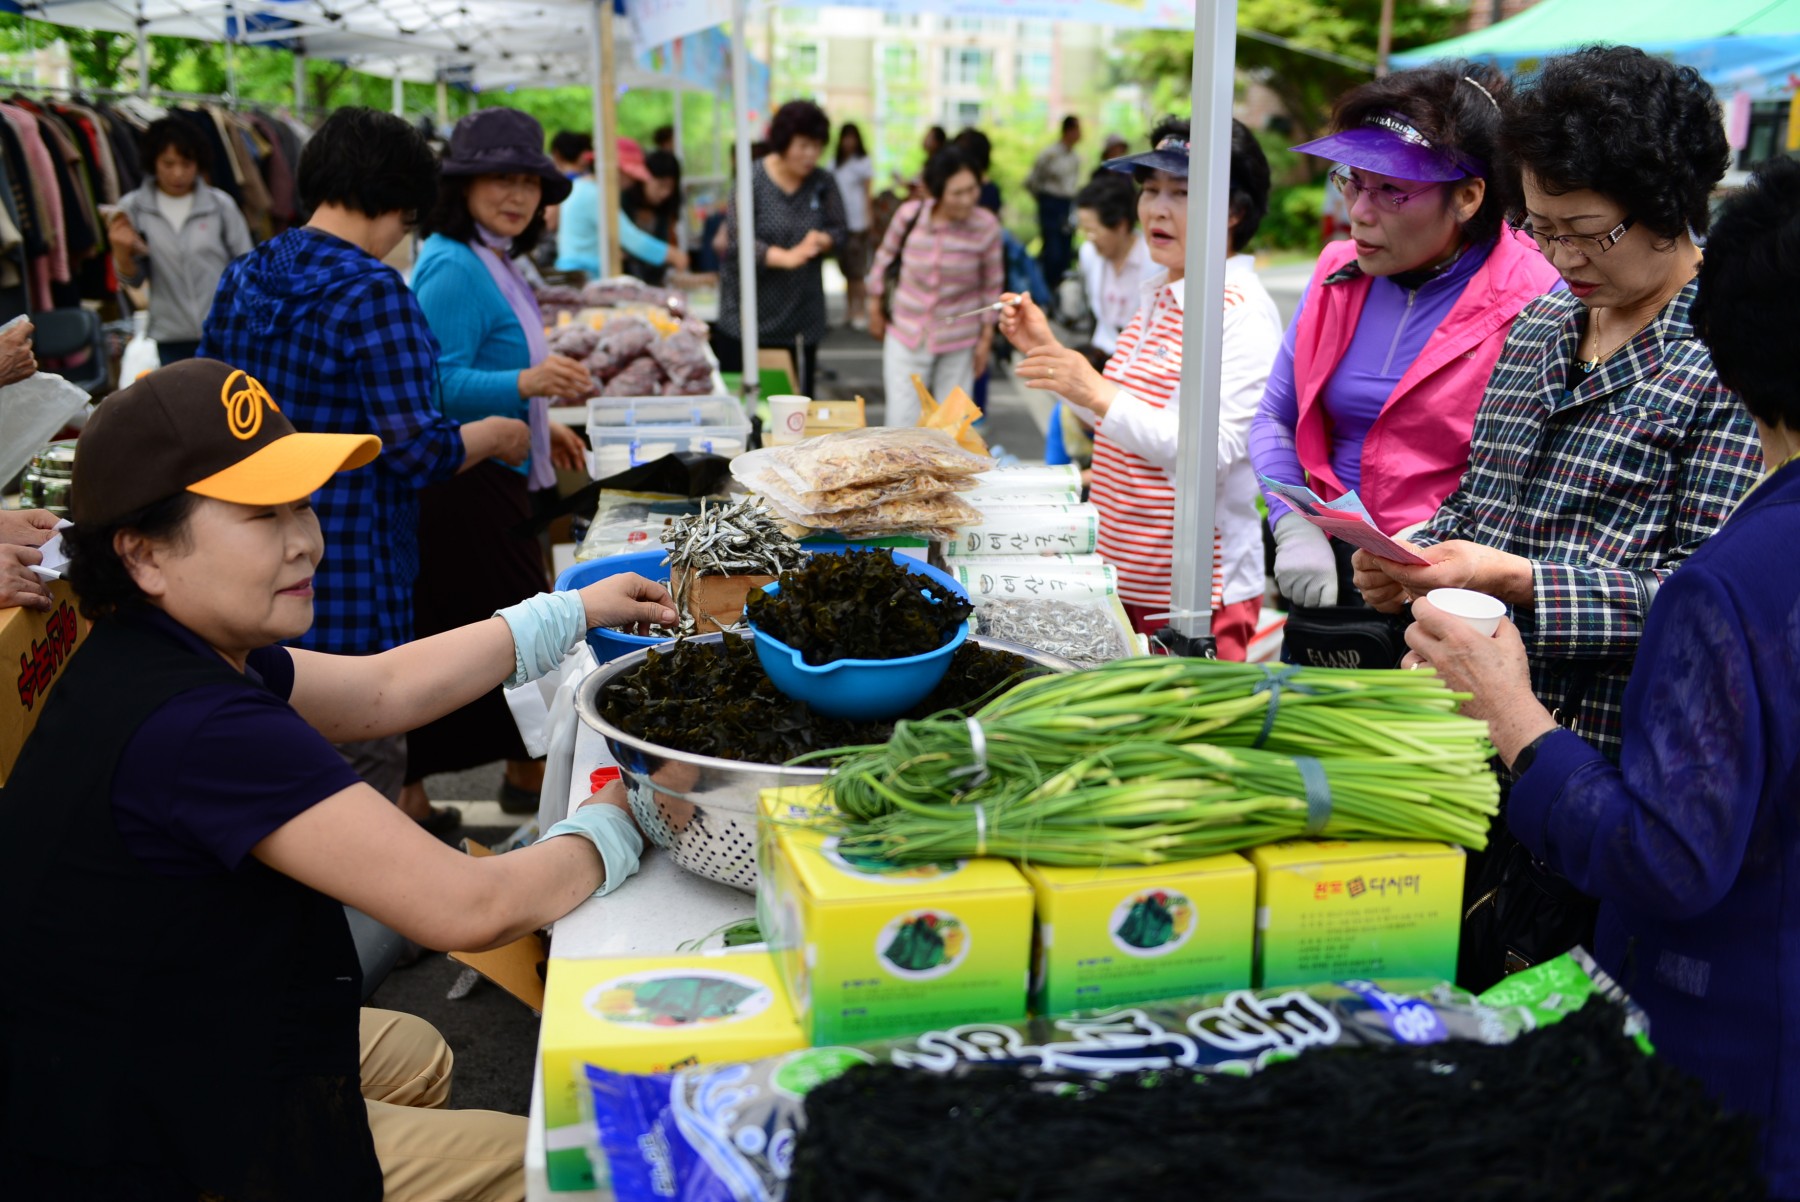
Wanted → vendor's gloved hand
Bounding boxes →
[1273,512,1339,609]
[543,781,644,897]
[579,572,676,634]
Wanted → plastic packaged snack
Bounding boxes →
[765,428,990,496]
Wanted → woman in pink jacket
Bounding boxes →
[1250,61,1561,649]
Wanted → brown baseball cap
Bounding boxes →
[71,358,381,527]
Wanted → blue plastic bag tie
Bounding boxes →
[1250,664,1317,749]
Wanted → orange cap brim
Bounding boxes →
[186,432,382,507]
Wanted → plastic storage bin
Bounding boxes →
[586,397,750,480]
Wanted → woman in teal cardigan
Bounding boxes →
[407,108,592,817]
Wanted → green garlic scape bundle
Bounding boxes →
[809,658,1501,866]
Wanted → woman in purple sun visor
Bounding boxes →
[1248,60,1559,642]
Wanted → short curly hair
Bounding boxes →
[1502,46,1728,243]
[1691,159,1800,431]
[141,117,211,173]
[766,101,830,155]
[1331,60,1517,245]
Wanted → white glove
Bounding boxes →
[1272,513,1339,609]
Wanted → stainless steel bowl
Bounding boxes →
[575,632,1075,893]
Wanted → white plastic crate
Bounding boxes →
[585,396,751,479]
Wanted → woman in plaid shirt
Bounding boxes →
[1353,48,1764,987]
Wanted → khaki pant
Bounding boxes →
[361,1008,526,1202]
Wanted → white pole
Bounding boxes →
[392,72,404,117]
[589,0,613,278]
[136,0,150,98]
[224,2,239,101]
[1167,0,1238,649]
[293,47,306,117]
[731,0,759,417]
[673,85,686,161]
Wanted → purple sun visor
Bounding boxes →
[1291,114,1478,182]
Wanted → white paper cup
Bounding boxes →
[767,395,811,445]
[1425,587,1507,637]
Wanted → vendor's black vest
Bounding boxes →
[0,617,381,1201]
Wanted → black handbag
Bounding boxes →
[1279,605,1409,670]
[880,201,926,322]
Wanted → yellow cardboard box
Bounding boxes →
[540,949,804,1192]
[0,580,86,784]
[1023,855,1256,1015]
[757,788,1034,1046]
[1249,840,1465,989]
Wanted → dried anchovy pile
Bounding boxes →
[973,597,1133,666]
[660,497,808,635]
[788,998,1767,1202]
[599,635,1042,764]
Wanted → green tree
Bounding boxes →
[1123,0,1464,148]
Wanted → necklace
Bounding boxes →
[1577,262,1702,374]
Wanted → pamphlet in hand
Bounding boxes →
[1258,475,1431,566]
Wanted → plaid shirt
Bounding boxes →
[1413,281,1762,763]
[200,229,465,654]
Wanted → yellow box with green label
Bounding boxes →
[539,948,804,1192]
[1022,855,1257,1015]
[1249,839,1465,989]
[757,788,1034,1046]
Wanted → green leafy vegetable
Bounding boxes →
[744,549,972,665]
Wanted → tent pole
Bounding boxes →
[731,0,759,418]
[392,72,404,117]
[599,0,622,277]
[135,0,150,97]
[436,75,450,131]
[1167,0,1238,651]
[224,2,238,101]
[293,47,306,117]
[589,0,614,279]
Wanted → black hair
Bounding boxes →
[1502,45,1728,242]
[1076,173,1137,231]
[652,124,675,149]
[419,173,548,257]
[923,147,977,201]
[624,150,683,224]
[951,128,992,178]
[1691,158,1800,431]
[923,125,948,153]
[836,122,867,166]
[1061,114,1082,135]
[550,130,593,165]
[1227,119,1271,252]
[141,118,211,174]
[1331,59,1518,245]
[767,100,831,155]
[298,107,439,221]
[63,492,200,621]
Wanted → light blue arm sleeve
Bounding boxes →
[617,214,670,268]
[411,242,528,423]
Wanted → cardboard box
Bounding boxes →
[1249,840,1465,989]
[540,948,804,1192]
[757,789,1034,1046]
[0,579,86,784]
[1023,855,1256,1016]
[804,397,866,436]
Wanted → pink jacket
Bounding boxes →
[1290,229,1561,531]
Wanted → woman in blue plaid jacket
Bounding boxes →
[1351,47,1765,989]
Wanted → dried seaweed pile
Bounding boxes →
[745,549,973,664]
[599,635,1038,763]
[787,998,1767,1202]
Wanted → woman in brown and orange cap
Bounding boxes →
[0,359,674,1201]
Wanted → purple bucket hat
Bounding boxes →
[440,108,573,204]
[1291,113,1478,183]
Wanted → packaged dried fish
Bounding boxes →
[759,487,983,536]
[764,428,991,495]
[972,597,1135,666]
[732,449,974,515]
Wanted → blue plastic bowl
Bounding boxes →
[554,549,675,664]
[747,557,971,721]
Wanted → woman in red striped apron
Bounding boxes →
[1000,119,1282,659]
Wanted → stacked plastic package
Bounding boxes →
[730,428,991,540]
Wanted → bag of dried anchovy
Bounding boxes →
[580,950,1647,1202]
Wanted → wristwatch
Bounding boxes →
[1508,729,1558,778]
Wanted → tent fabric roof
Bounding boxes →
[1393,0,1800,98]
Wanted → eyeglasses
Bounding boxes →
[1514,216,1635,259]
[1329,166,1445,213]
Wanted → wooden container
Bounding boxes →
[673,567,776,634]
